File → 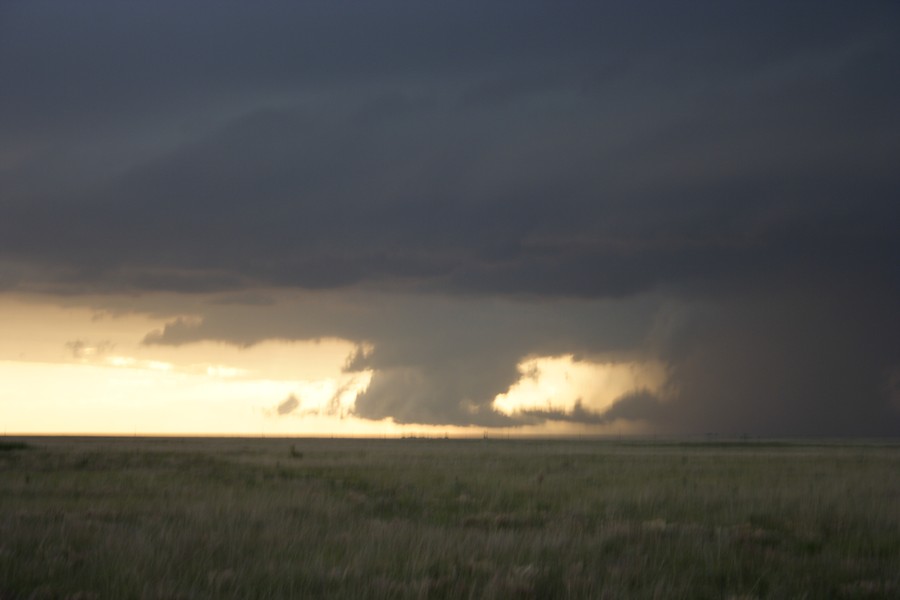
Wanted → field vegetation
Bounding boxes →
[1,436,898,598]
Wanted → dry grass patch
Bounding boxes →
[1,437,898,598]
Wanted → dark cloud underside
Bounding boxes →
[2,1,898,434]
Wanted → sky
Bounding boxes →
[1,1,899,436]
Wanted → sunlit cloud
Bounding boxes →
[104,355,173,372]
[204,365,249,378]
[493,355,667,419]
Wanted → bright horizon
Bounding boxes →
[1,295,658,437]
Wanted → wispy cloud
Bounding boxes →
[65,339,115,360]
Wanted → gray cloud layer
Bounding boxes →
[2,1,899,434]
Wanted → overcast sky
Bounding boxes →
[2,1,899,435]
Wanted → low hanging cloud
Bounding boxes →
[269,377,364,420]
[143,291,663,428]
[519,390,665,426]
[324,377,363,419]
[137,284,900,435]
[274,394,299,416]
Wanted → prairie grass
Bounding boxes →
[1,436,898,598]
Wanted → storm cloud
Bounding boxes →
[2,1,899,434]
[141,291,660,427]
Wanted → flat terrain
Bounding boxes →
[1,436,898,599]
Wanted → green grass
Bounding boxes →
[0,440,29,452]
[1,437,898,598]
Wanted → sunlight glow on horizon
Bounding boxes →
[0,296,370,435]
[1,295,662,436]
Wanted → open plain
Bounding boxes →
[1,436,898,599]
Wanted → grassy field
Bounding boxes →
[1,436,898,599]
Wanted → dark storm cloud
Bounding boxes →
[520,390,665,426]
[3,1,899,434]
[653,291,900,437]
[135,286,900,435]
[2,0,898,298]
